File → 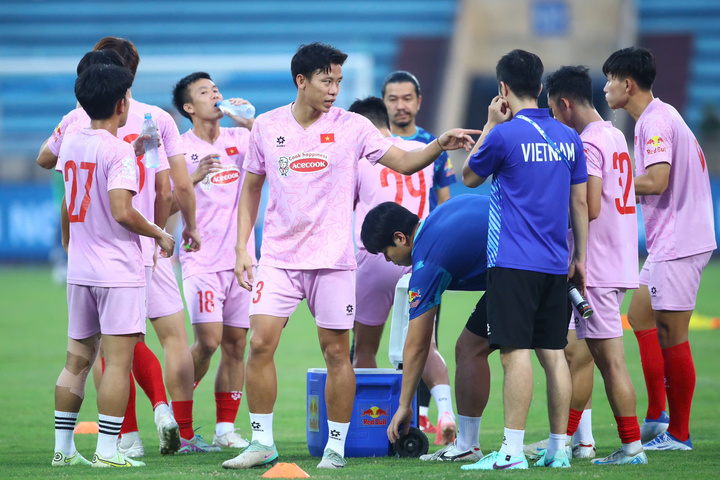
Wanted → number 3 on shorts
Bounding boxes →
[253,281,264,304]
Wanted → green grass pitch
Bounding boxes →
[2,262,720,479]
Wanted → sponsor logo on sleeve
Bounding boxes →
[646,135,666,155]
[408,288,422,308]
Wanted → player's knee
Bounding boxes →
[56,365,91,400]
[221,335,247,359]
[248,332,278,358]
[322,342,349,368]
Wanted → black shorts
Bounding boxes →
[465,294,489,338]
[486,267,569,350]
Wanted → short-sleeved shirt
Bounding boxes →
[468,108,587,275]
[634,98,716,261]
[581,121,639,288]
[244,104,394,270]
[408,194,489,320]
[57,129,145,287]
[397,125,456,211]
[47,98,176,267]
[179,127,256,278]
[354,136,433,250]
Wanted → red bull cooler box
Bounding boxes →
[307,368,417,457]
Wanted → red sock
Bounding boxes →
[566,408,583,436]
[216,392,242,424]
[615,416,641,444]
[172,400,194,440]
[634,328,666,419]
[132,342,168,410]
[663,342,695,441]
[121,372,139,434]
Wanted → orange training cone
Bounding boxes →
[262,463,310,478]
[73,421,99,434]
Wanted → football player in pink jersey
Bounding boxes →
[604,47,716,451]
[171,71,256,451]
[224,42,478,470]
[349,96,457,446]
[53,64,175,468]
[541,65,646,465]
[39,37,201,456]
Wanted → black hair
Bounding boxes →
[602,46,656,91]
[348,96,390,129]
[381,71,422,98]
[172,72,212,120]
[75,64,133,120]
[545,65,593,106]
[291,42,348,87]
[361,202,419,255]
[496,49,544,100]
[76,49,125,76]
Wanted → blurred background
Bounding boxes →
[1,0,719,266]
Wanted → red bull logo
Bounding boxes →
[408,288,421,308]
[361,406,389,426]
[646,135,666,155]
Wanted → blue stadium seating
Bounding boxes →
[0,0,457,156]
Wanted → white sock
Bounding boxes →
[499,427,524,458]
[154,402,173,425]
[97,414,124,458]
[546,433,566,458]
[430,384,454,420]
[54,411,79,456]
[118,430,140,448]
[419,406,429,418]
[325,420,350,457]
[573,408,594,445]
[456,415,482,451]
[216,422,234,437]
[249,413,274,446]
[622,440,643,455]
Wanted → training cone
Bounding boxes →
[73,421,99,434]
[262,463,310,478]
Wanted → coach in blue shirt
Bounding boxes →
[461,50,589,470]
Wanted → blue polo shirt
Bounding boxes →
[408,195,489,320]
[397,126,457,211]
[467,108,587,275]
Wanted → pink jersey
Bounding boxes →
[57,129,145,287]
[354,136,432,250]
[634,98,716,260]
[47,98,180,267]
[179,127,256,278]
[581,121,638,288]
[244,104,394,269]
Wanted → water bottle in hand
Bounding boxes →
[141,113,160,168]
[216,100,255,119]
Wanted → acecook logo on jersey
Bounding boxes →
[209,165,240,185]
[287,152,329,173]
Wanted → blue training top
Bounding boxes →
[467,108,587,275]
[408,194,489,320]
[397,125,457,212]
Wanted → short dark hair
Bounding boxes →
[348,96,390,129]
[381,71,422,98]
[172,72,212,120]
[291,42,348,87]
[361,202,419,255]
[545,65,593,107]
[76,49,125,76]
[602,46,656,91]
[496,49,544,100]
[93,37,140,79]
[75,64,133,120]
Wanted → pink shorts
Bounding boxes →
[249,266,356,330]
[573,287,626,340]
[355,249,410,327]
[639,251,712,311]
[183,270,251,328]
[67,284,146,339]
[146,260,184,319]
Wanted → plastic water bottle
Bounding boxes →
[141,113,160,168]
[216,100,255,119]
